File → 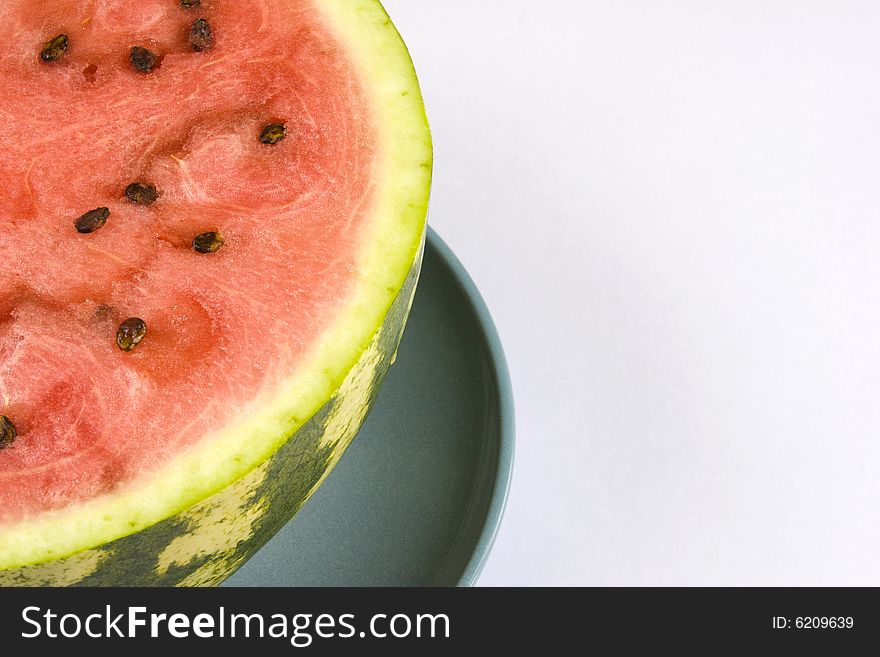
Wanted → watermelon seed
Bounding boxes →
[130,46,158,73]
[189,19,214,52]
[0,416,16,449]
[40,34,69,63]
[117,318,147,352]
[125,182,160,205]
[192,231,225,253]
[260,123,287,145]
[181,0,201,7]
[75,207,110,234]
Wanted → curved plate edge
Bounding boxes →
[425,227,516,587]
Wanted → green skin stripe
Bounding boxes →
[0,247,422,586]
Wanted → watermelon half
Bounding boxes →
[0,0,431,585]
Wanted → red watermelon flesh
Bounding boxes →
[0,0,379,519]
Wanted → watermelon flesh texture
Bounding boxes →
[0,0,431,582]
[1,2,374,515]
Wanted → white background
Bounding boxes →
[382,0,880,585]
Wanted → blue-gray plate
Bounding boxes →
[225,228,514,587]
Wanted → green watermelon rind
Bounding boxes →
[0,0,432,583]
[0,251,423,585]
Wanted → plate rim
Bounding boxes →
[426,227,515,587]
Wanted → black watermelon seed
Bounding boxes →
[181,0,201,7]
[40,34,69,63]
[75,207,110,234]
[192,231,225,253]
[189,18,214,52]
[117,317,147,352]
[259,123,286,145]
[130,46,158,73]
[0,416,16,449]
[125,182,159,205]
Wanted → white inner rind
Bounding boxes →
[0,0,432,570]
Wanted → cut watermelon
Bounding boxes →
[0,0,431,585]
